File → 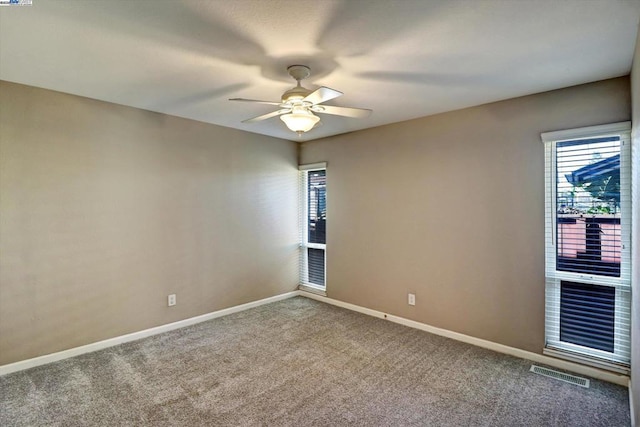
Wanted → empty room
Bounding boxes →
[1,1,639,425]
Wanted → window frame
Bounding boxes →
[541,122,631,373]
[299,162,327,292]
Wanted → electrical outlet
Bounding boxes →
[168,294,176,307]
[408,293,416,306]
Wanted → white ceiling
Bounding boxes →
[1,1,639,142]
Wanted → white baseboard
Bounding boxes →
[299,291,630,386]
[0,291,299,376]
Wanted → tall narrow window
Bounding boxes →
[542,122,631,373]
[299,163,327,290]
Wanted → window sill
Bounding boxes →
[299,283,327,297]
[543,347,630,375]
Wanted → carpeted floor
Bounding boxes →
[0,296,630,426]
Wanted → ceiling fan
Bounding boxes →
[230,65,372,135]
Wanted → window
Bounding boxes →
[542,122,631,372]
[299,163,327,290]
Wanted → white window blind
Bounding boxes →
[299,163,327,289]
[541,122,631,372]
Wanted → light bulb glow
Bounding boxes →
[280,108,320,133]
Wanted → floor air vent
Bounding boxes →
[530,365,590,388]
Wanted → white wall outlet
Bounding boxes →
[408,293,416,306]
[168,294,176,307]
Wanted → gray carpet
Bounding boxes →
[0,296,630,426]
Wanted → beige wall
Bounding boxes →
[630,25,640,427]
[0,81,299,365]
[0,74,634,378]
[300,77,630,354]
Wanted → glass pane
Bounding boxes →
[308,170,326,244]
[556,137,621,277]
[307,248,325,286]
[560,281,615,353]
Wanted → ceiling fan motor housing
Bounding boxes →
[281,86,312,103]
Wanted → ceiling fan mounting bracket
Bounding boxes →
[287,65,311,82]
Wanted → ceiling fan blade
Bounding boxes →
[312,105,372,118]
[242,109,290,123]
[303,87,343,105]
[229,98,282,106]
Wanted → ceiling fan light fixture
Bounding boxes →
[280,109,320,134]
